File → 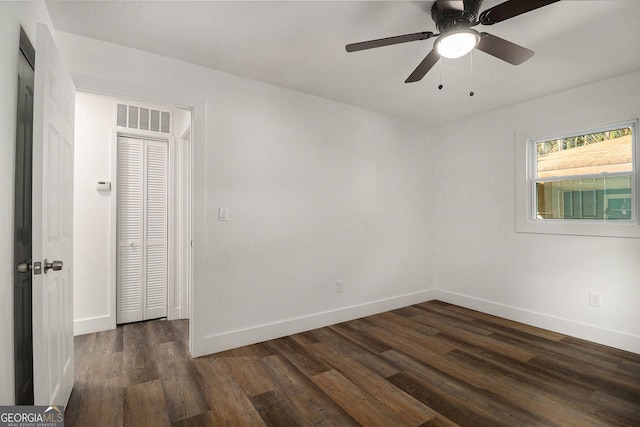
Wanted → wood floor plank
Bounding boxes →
[442,349,612,426]
[94,327,124,355]
[384,353,550,427]
[219,356,278,397]
[215,342,273,359]
[123,323,160,386]
[364,315,456,354]
[147,319,182,345]
[250,389,306,427]
[194,357,267,426]
[263,335,331,377]
[312,369,409,426]
[161,373,210,423]
[414,301,486,325]
[388,370,500,427]
[305,326,400,378]
[154,340,193,380]
[411,313,536,362]
[378,310,441,336]
[419,415,461,427]
[439,303,565,342]
[329,319,394,353]
[72,332,97,387]
[170,411,215,427]
[259,353,359,427]
[529,353,640,404]
[90,351,124,402]
[124,379,171,427]
[75,396,124,427]
[313,341,439,425]
[446,348,595,403]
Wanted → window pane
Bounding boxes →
[535,176,632,220]
[150,110,160,132]
[140,108,150,130]
[128,106,138,129]
[536,127,632,178]
[117,104,127,127]
[161,111,170,133]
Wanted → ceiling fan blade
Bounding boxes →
[436,0,465,13]
[405,49,441,83]
[346,31,434,52]
[479,0,560,25]
[476,32,534,65]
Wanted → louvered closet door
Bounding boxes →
[144,140,168,319]
[117,136,168,323]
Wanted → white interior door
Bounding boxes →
[117,136,168,323]
[31,23,75,406]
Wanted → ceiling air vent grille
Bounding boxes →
[117,103,171,134]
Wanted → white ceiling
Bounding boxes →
[46,1,640,126]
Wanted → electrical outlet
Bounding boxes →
[336,280,344,293]
[589,292,601,307]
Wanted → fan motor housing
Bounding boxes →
[431,0,482,32]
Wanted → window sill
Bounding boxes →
[516,217,640,239]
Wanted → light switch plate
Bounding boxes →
[218,208,229,221]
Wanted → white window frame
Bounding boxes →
[516,118,640,238]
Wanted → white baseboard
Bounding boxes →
[73,315,112,336]
[432,289,640,355]
[202,289,436,355]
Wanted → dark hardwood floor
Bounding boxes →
[65,301,640,426]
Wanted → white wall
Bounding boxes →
[57,32,434,356]
[430,71,640,353]
[72,92,114,334]
[0,1,55,405]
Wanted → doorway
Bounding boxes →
[72,92,192,334]
[13,26,35,406]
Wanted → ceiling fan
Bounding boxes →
[346,0,560,83]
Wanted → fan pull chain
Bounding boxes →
[469,51,475,97]
[438,60,443,90]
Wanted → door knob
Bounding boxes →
[44,259,63,273]
[17,262,32,273]
[17,261,42,274]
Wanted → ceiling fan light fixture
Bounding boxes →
[436,29,480,59]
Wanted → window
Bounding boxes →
[532,125,633,221]
[516,120,640,238]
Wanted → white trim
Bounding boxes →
[110,129,118,330]
[190,101,205,357]
[73,315,111,336]
[202,289,435,355]
[177,126,192,319]
[432,289,640,355]
[167,136,177,320]
[516,116,640,238]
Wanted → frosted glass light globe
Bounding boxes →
[437,30,479,59]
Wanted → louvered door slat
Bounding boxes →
[117,137,144,323]
[144,140,168,319]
